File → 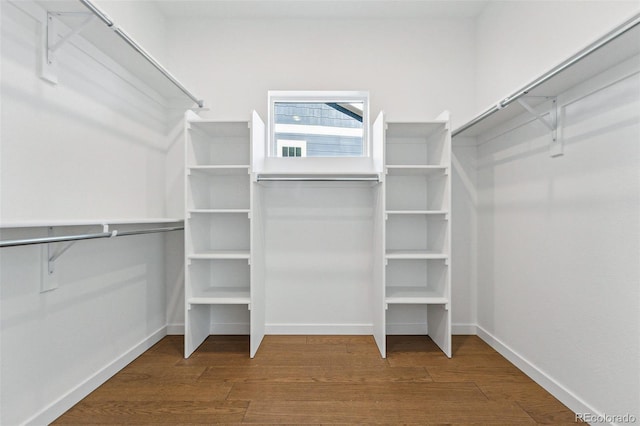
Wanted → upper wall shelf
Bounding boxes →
[32,0,203,108]
[453,12,640,139]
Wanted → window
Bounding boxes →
[268,91,369,158]
[277,139,307,157]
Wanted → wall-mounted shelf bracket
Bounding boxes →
[41,227,61,292]
[42,12,95,84]
[516,96,562,157]
[41,224,115,292]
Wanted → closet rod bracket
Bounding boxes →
[41,227,61,292]
[516,96,562,157]
[42,224,116,292]
[42,12,95,84]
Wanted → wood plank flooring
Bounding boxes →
[53,335,581,424]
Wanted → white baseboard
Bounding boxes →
[25,326,167,426]
[265,323,374,334]
[475,325,604,423]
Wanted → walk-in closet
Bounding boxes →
[1,1,638,424]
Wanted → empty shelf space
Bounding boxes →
[386,122,448,139]
[385,165,447,175]
[188,250,250,260]
[188,287,251,305]
[385,250,448,260]
[187,122,250,166]
[385,286,448,304]
[187,172,250,210]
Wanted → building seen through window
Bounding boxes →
[274,102,364,157]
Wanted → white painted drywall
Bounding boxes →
[476,56,640,421]
[0,1,175,423]
[473,1,640,119]
[94,0,168,64]
[165,17,476,128]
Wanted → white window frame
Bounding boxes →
[267,90,370,158]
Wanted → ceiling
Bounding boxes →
[154,0,489,19]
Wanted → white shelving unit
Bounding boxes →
[381,117,452,358]
[184,110,451,360]
[184,112,265,358]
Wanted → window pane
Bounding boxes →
[282,146,288,157]
[274,101,364,157]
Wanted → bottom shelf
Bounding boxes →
[385,286,448,305]
[188,287,250,305]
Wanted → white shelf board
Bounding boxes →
[386,210,448,216]
[385,250,448,260]
[188,287,250,305]
[386,122,448,139]
[36,0,202,107]
[454,14,640,138]
[188,165,250,175]
[188,250,250,260]
[385,286,448,305]
[188,121,250,138]
[386,165,447,176]
[0,218,183,229]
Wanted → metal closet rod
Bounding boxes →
[0,225,184,248]
[78,0,204,108]
[452,11,640,137]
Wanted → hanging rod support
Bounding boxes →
[43,12,94,84]
[516,97,562,157]
[516,97,556,131]
[49,12,95,53]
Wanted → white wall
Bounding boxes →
[94,0,168,64]
[0,1,175,423]
[165,17,476,127]
[475,53,639,426]
[470,3,640,421]
[474,0,640,117]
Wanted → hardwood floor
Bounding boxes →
[53,335,580,424]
